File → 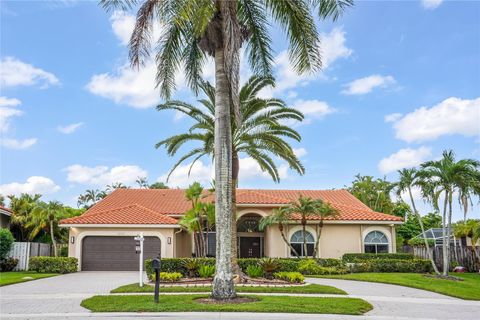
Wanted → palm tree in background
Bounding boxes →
[259,208,300,257]
[156,75,305,273]
[395,168,440,275]
[100,0,353,299]
[8,194,42,241]
[420,150,480,276]
[282,196,334,257]
[136,176,149,189]
[77,189,107,209]
[28,201,66,257]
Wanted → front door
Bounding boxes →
[239,237,261,258]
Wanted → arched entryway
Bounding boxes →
[237,213,264,258]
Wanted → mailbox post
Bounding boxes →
[134,233,144,287]
[152,257,161,303]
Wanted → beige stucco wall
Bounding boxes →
[175,230,192,257]
[67,226,176,270]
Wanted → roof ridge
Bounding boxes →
[243,190,292,203]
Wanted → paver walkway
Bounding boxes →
[1,273,479,319]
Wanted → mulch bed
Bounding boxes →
[423,274,464,281]
[157,277,300,286]
[195,297,258,304]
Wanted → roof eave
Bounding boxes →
[59,223,179,228]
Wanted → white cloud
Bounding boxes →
[0,57,59,88]
[1,138,37,150]
[421,0,443,10]
[293,148,307,158]
[0,176,60,196]
[65,164,148,186]
[378,146,432,174]
[292,99,336,124]
[389,97,480,142]
[0,106,23,133]
[110,10,136,45]
[342,74,395,95]
[57,122,84,134]
[384,113,402,123]
[261,28,351,97]
[0,96,21,107]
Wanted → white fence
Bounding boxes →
[8,242,55,271]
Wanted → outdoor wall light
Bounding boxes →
[167,237,172,244]
[70,236,75,244]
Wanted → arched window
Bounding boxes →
[364,231,389,254]
[290,230,315,257]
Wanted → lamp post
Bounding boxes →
[134,233,144,287]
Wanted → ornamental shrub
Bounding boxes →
[342,253,414,262]
[29,257,78,273]
[245,265,263,278]
[349,259,432,273]
[274,271,304,283]
[407,238,435,247]
[298,259,348,275]
[182,258,200,277]
[198,265,215,278]
[0,228,15,261]
[159,272,183,282]
[0,257,18,271]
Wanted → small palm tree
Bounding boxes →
[419,150,480,276]
[28,201,65,257]
[396,168,440,275]
[136,176,149,189]
[259,208,300,257]
[282,196,336,257]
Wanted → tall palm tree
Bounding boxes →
[311,200,338,258]
[259,208,300,257]
[395,168,440,275]
[420,150,480,276]
[77,189,107,209]
[157,76,305,273]
[100,0,353,299]
[28,201,65,257]
[282,196,333,257]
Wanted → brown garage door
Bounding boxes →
[82,236,161,271]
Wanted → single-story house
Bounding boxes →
[60,188,402,271]
[0,206,12,229]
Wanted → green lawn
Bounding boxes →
[312,273,480,300]
[0,272,58,286]
[111,283,346,295]
[81,294,372,314]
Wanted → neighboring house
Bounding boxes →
[59,189,402,271]
[415,228,474,247]
[0,206,12,228]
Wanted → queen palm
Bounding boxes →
[27,201,65,257]
[8,193,42,241]
[259,208,300,257]
[282,196,336,257]
[100,0,352,299]
[420,150,480,276]
[157,76,305,272]
[395,168,440,275]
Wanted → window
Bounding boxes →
[364,231,389,254]
[290,230,315,257]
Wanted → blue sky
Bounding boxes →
[1,0,479,221]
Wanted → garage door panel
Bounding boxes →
[82,236,161,271]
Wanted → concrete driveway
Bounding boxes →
[1,272,479,319]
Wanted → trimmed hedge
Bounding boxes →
[0,228,15,260]
[145,257,346,279]
[29,257,78,274]
[342,253,414,262]
[349,259,432,273]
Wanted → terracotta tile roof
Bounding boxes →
[61,188,401,225]
[60,203,179,225]
[0,206,12,216]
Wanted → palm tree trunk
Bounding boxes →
[231,150,242,277]
[302,218,307,257]
[442,190,449,276]
[279,224,300,257]
[211,47,236,300]
[408,187,440,275]
[50,220,58,257]
[446,190,454,275]
[312,219,324,258]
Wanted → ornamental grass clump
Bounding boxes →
[246,265,264,278]
[198,265,215,278]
